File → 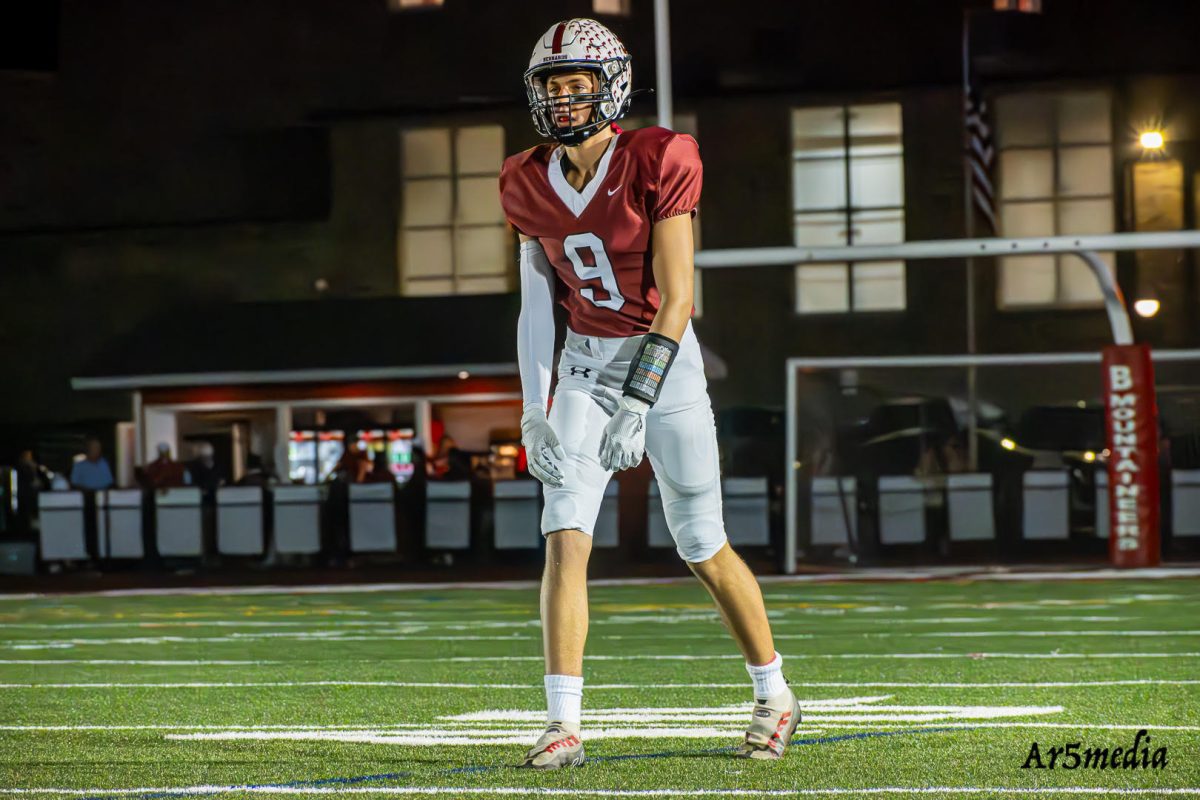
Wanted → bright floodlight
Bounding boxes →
[1000,438,1016,451]
[1140,130,1165,150]
[1134,298,1161,318]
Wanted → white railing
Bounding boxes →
[695,231,1200,347]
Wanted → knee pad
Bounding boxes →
[542,491,586,536]
[659,474,727,563]
[673,516,728,563]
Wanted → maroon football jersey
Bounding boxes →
[499,125,702,338]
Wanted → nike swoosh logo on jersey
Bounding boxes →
[607,185,622,196]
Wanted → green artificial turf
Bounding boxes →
[1,576,1197,797]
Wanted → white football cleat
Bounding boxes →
[519,721,586,769]
[735,687,802,760]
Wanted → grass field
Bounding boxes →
[1,571,1198,797]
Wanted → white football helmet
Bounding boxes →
[524,18,633,146]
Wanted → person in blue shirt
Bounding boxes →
[69,437,115,491]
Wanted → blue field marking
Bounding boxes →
[590,726,970,764]
[78,726,968,800]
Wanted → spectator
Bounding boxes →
[363,452,395,484]
[410,438,428,484]
[141,442,190,489]
[187,441,225,499]
[331,444,371,484]
[69,437,114,491]
[427,434,469,481]
[236,453,275,487]
[14,449,52,533]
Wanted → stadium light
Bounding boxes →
[1134,298,1161,318]
[1140,130,1165,150]
[1083,451,1097,463]
[1000,437,1017,451]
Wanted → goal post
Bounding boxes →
[694,231,1200,572]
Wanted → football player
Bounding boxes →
[499,18,801,769]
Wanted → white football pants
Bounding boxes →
[541,320,728,564]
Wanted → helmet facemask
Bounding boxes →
[525,57,631,146]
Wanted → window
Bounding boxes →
[617,113,704,316]
[387,0,443,10]
[995,90,1114,308]
[398,125,510,296]
[1131,160,1184,301]
[791,103,906,314]
[593,0,631,15]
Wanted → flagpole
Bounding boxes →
[962,6,980,472]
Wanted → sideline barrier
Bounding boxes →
[155,487,204,556]
[493,480,540,549]
[877,475,929,545]
[646,480,671,549]
[1174,469,1200,537]
[348,483,397,553]
[948,473,994,542]
[217,486,265,555]
[1023,471,1070,540]
[1095,470,1110,540]
[723,477,769,546]
[426,481,470,550]
[811,477,856,547]
[97,489,145,558]
[38,491,88,560]
[593,482,619,548]
[273,485,324,554]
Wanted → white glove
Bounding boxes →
[599,395,650,472]
[521,404,566,488]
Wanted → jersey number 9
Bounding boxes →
[563,232,626,312]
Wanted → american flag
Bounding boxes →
[964,80,998,236]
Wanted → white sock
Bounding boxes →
[745,651,788,702]
[544,674,583,727]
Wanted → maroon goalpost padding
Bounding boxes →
[1102,345,1161,568]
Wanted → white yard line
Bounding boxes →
[813,722,1200,731]
[10,630,1200,649]
[4,565,1199,600]
[5,721,1200,733]
[163,726,810,746]
[0,659,280,666]
[917,631,1200,638]
[2,652,1199,666]
[2,679,1197,690]
[336,652,1200,661]
[0,621,416,630]
[3,787,1200,796]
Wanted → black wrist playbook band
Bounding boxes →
[621,332,680,407]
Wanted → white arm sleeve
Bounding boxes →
[517,239,557,409]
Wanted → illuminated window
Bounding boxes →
[398,125,511,296]
[995,90,1114,308]
[1131,160,1184,303]
[593,0,631,15]
[791,103,906,314]
[387,0,443,9]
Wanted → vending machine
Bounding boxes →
[288,431,317,484]
[288,430,346,484]
[354,428,415,484]
[316,431,346,482]
[387,429,416,483]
